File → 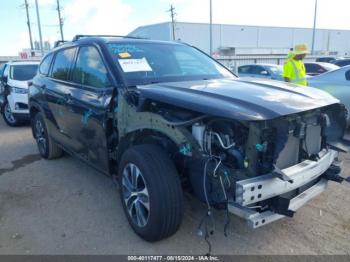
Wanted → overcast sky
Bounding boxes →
[0,0,349,55]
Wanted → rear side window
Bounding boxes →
[39,53,53,75]
[51,48,76,81]
[72,46,110,88]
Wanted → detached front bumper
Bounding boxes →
[229,149,339,228]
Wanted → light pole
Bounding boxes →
[57,0,64,41]
[24,0,34,52]
[35,0,44,56]
[311,0,318,55]
[209,0,213,56]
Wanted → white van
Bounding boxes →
[0,61,39,126]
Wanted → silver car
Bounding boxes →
[238,64,283,81]
[308,65,350,124]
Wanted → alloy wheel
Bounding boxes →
[4,103,16,124]
[35,119,47,155]
[121,163,150,227]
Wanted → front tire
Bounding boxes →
[33,112,63,159]
[2,100,21,127]
[118,144,184,242]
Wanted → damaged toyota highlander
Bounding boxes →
[29,35,349,242]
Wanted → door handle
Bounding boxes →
[64,93,74,105]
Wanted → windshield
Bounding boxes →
[265,65,283,75]
[10,64,38,81]
[108,42,235,86]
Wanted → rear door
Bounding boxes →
[64,45,113,173]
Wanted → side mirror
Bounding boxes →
[261,70,269,75]
[1,75,7,83]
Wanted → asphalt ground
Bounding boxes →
[0,118,349,255]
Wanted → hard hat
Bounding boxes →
[293,44,309,55]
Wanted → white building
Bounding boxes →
[129,22,350,56]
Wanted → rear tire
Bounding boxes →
[1,100,22,127]
[33,112,63,159]
[118,144,184,242]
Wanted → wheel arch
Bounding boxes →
[117,129,180,164]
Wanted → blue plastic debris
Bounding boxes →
[81,109,93,125]
[255,142,267,152]
[179,143,192,156]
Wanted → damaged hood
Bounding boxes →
[137,78,339,121]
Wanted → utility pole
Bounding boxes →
[24,0,34,54]
[311,0,318,55]
[168,5,176,40]
[34,0,44,56]
[56,0,64,41]
[209,0,213,56]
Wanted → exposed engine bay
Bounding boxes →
[185,104,348,225]
[118,81,349,238]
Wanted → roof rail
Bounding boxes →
[53,40,68,48]
[72,34,146,41]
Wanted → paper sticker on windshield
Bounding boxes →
[118,52,131,58]
[118,58,152,72]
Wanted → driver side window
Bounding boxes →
[72,46,110,88]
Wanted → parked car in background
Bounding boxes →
[304,62,339,76]
[238,64,283,80]
[316,57,343,63]
[308,65,350,125]
[331,59,350,67]
[0,64,6,94]
[0,61,39,126]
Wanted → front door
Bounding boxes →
[44,47,77,145]
[64,45,113,173]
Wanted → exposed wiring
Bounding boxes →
[163,115,208,127]
[203,158,212,211]
[219,175,231,237]
[197,157,216,256]
[211,132,236,149]
[212,158,222,178]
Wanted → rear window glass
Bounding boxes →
[10,64,38,81]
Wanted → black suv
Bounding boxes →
[29,35,349,241]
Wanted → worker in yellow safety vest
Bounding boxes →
[283,44,309,86]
